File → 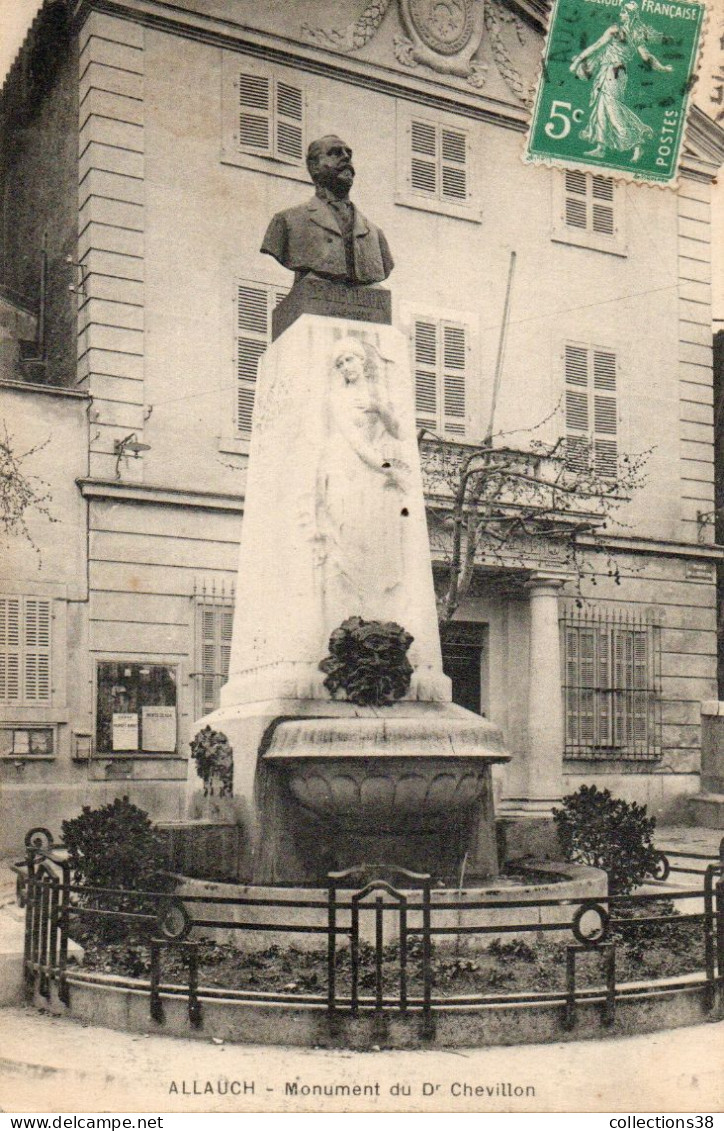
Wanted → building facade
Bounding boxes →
[1,0,723,854]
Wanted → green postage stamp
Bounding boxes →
[525,0,706,186]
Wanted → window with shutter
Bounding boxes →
[235,72,304,165]
[0,597,51,707]
[564,343,618,478]
[235,281,287,434]
[196,600,234,716]
[561,607,660,758]
[554,170,624,254]
[409,118,468,205]
[563,171,616,236]
[413,317,468,437]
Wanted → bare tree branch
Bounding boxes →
[422,428,651,624]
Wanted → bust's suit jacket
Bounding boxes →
[260,195,394,284]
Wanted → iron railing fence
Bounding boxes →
[15,828,724,1038]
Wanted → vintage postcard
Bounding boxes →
[0,0,723,1118]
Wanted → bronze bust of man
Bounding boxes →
[260,135,394,286]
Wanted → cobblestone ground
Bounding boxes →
[0,1006,722,1114]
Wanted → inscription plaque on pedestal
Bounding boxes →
[272,276,392,340]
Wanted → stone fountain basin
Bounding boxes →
[263,712,507,833]
[283,758,485,832]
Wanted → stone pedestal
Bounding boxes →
[190,313,509,883]
[498,576,564,841]
[221,314,450,709]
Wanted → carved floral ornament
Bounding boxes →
[302,0,534,102]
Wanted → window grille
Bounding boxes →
[561,605,661,759]
[235,281,288,434]
[0,596,51,706]
[413,317,468,437]
[193,581,235,717]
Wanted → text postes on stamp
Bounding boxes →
[524,0,706,186]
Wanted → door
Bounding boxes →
[441,624,487,715]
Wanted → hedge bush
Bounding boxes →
[61,796,170,940]
[552,784,660,895]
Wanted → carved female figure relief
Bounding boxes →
[316,337,411,627]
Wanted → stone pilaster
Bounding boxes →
[76,11,145,482]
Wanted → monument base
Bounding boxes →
[192,310,511,886]
[189,698,508,885]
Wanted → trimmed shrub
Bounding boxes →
[552,784,660,895]
[61,796,171,940]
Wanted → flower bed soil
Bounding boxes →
[74,909,704,998]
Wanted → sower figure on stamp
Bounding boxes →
[570,1,672,163]
[260,135,394,285]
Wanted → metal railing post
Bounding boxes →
[150,940,164,1024]
[374,895,384,1015]
[704,864,717,1012]
[421,877,433,1039]
[327,875,337,1018]
[57,858,71,1006]
[186,943,202,1029]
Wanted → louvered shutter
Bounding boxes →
[592,176,615,235]
[199,605,234,714]
[410,121,468,203]
[578,627,596,746]
[441,128,467,202]
[442,322,467,435]
[564,170,588,229]
[24,598,51,703]
[236,284,268,433]
[0,597,20,704]
[237,73,272,155]
[564,171,615,235]
[612,628,634,747]
[235,284,287,433]
[632,630,649,749]
[596,626,612,746]
[274,81,304,163]
[592,349,617,477]
[564,344,590,470]
[414,319,438,431]
[235,74,304,164]
[565,345,617,478]
[564,626,580,747]
[220,609,233,688]
[413,318,468,438]
[0,597,51,705]
[201,608,218,716]
[410,120,438,196]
